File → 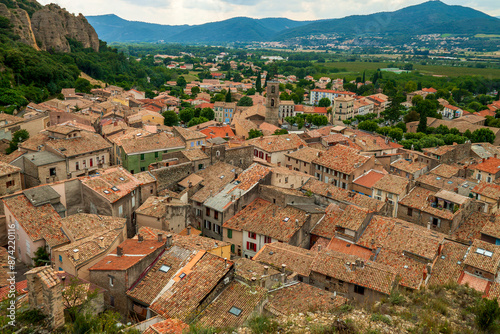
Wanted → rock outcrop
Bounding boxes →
[0,1,99,53]
[31,4,99,53]
[0,3,40,50]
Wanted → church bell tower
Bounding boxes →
[265,81,280,126]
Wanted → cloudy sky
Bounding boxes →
[38,0,500,25]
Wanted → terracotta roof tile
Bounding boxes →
[473,182,500,199]
[149,252,232,321]
[353,170,386,190]
[312,250,398,295]
[222,198,308,242]
[234,257,280,281]
[391,159,428,174]
[190,162,242,203]
[61,213,126,241]
[375,249,425,290]
[3,195,69,247]
[81,167,142,203]
[246,133,307,153]
[430,164,460,178]
[266,282,346,316]
[463,239,500,274]
[89,239,164,271]
[121,133,185,155]
[326,238,373,260]
[46,131,111,157]
[372,174,410,195]
[253,242,316,277]
[459,272,490,293]
[173,126,207,141]
[301,178,385,212]
[285,146,322,163]
[452,212,490,243]
[143,318,188,334]
[198,281,266,329]
[312,145,370,175]
[428,240,468,286]
[357,215,446,261]
[0,161,21,176]
[471,157,500,174]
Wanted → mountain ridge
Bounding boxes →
[86,1,500,44]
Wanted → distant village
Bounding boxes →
[2,52,500,333]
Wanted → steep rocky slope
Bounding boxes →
[0,0,98,52]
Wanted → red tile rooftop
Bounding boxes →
[353,170,386,190]
[312,144,370,175]
[81,167,142,203]
[470,157,500,174]
[246,133,307,153]
[327,238,373,261]
[459,272,491,294]
[89,239,164,271]
[463,239,500,275]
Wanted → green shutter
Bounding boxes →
[140,153,145,161]
[227,229,232,238]
[231,244,235,253]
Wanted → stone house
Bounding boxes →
[472,182,500,214]
[88,235,167,316]
[246,133,307,166]
[19,151,66,188]
[312,145,375,191]
[390,158,428,180]
[463,239,500,281]
[372,174,411,217]
[0,161,22,196]
[172,126,207,149]
[135,196,191,234]
[284,146,322,175]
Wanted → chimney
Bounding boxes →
[158,233,163,242]
[187,226,191,235]
[188,181,192,188]
[73,249,79,261]
[166,234,173,248]
[427,221,431,230]
[117,246,123,257]
[99,236,105,248]
[224,257,228,268]
[138,234,143,242]
[295,219,299,227]
[495,154,498,159]
[426,263,432,275]
[264,265,269,275]
[318,244,322,252]
[281,264,287,273]
[483,158,486,163]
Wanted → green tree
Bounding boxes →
[33,246,50,267]
[404,109,420,123]
[7,129,29,154]
[388,128,404,141]
[417,110,427,133]
[248,129,263,139]
[384,93,404,125]
[273,129,288,135]
[187,117,209,127]
[471,128,495,144]
[200,107,215,121]
[311,114,328,126]
[162,110,179,126]
[176,76,187,88]
[237,96,253,106]
[179,108,195,123]
[318,97,331,108]
[255,72,262,93]
[225,89,232,102]
[191,86,200,95]
[358,120,379,132]
[74,78,92,93]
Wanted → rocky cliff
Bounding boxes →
[0,1,99,53]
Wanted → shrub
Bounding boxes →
[389,291,405,306]
[247,315,279,334]
[474,297,500,331]
[370,313,391,325]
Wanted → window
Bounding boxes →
[76,162,79,170]
[354,285,365,295]
[89,158,93,167]
[387,193,393,199]
[140,154,145,161]
[49,167,56,176]
[118,205,123,217]
[155,152,159,158]
[477,173,482,181]
[231,244,235,253]
[487,176,492,183]
[377,189,382,196]
[140,167,146,172]
[214,211,219,219]
[264,236,272,243]
[229,306,242,316]
[227,229,232,238]
[196,209,202,217]
[109,276,114,287]
[110,296,115,307]
[191,142,195,147]
[213,224,221,234]
[206,208,210,216]
[248,232,256,239]
[204,220,211,230]
[6,180,14,188]
[82,160,86,168]
[407,208,413,216]
[159,265,171,273]
[246,242,257,252]
[59,255,62,263]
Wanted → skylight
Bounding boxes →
[179,273,186,279]
[103,190,110,194]
[228,306,242,316]
[159,265,171,273]
[283,217,290,222]
[476,248,493,257]
[119,177,125,181]
[447,181,453,184]
[111,186,119,192]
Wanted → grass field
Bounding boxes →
[475,34,500,38]
[322,61,500,79]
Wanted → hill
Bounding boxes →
[86,15,311,43]
[88,1,500,44]
[276,0,500,39]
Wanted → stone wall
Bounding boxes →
[150,162,193,192]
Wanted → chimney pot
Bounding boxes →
[281,264,287,273]
[99,236,105,248]
[264,265,269,275]
[158,233,163,242]
[318,244,322,252]
[117,246,123,257]
[166,234,173,248]
[138,234,143,242]
[73,249,79,261]
[187,226,191,235]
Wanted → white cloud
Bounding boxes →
[37,0,500,25]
